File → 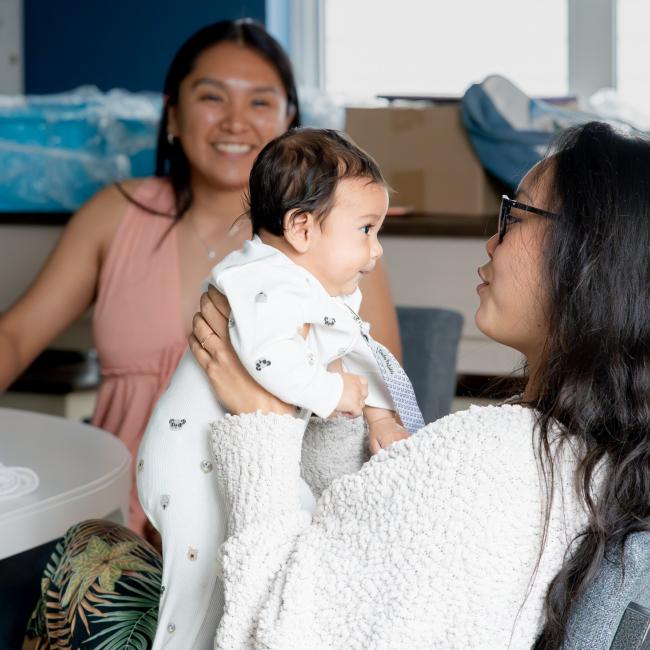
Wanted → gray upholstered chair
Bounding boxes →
[610,602,650,649]
[396,306,463,425]
[564,532,650,649]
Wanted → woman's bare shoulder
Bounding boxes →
[70,177,152,246]
[78,177,149,218]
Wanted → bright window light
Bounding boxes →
[323,0,569,98]
[617,0,650,111]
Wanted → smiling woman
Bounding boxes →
[163,34,299,204]
[0,19,402,539]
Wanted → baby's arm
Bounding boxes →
[333,340,406,451]
[339,346,407,453]
[327,357,368,418]
[364,406,409,455]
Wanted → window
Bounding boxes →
[323,0,569,98]
[617,0,650,111]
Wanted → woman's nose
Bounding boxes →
[485,232,498,258]
[221,102,247,134]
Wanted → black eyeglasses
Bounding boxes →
[498,195,558,244]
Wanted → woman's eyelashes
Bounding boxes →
[199,95,274,111]
[200,93,224,103]
[504,214,523,235]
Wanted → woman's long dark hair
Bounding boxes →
[529,121,650,648]
[150,18,300,220]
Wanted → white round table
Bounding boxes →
[0,407,130,559]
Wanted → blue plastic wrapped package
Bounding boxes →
[0,86,162,211]
[461,76,608,191]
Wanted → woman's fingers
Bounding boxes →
[192,312,220,348]
[189,326,230,398]
[188,332,211,370]
[199,284,230,338]
[207,283,229,312]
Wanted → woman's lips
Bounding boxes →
[477,267,490,293]
[213,142,254,155]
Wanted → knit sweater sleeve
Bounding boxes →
[211,412,312,649]
[211,405,580,650]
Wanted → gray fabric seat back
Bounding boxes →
[564,532,650,649]
[396,306,463,425]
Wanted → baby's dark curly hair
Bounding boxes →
[247,127,387,236]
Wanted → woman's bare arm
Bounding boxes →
[0,182,134,390]
[358,257,402,362]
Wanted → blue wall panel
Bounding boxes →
[24,1,266,93]
[264,0,291,57]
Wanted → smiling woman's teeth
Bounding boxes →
[214,143,253,154]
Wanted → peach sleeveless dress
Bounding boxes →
[92,177,188,533]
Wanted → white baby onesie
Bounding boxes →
[137,235,393,649]
[216,235,394,416]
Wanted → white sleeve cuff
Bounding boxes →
[297,370,344,419]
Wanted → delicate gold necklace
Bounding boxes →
[188,217,217,260]
[188,212,251,261]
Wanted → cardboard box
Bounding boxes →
[345,105,502,217]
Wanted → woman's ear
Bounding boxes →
[283,210,316,254]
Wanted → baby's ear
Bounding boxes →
[283,209,316,254]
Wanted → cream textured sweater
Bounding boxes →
[211,405,590,650]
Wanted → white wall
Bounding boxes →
[0,224,93,348]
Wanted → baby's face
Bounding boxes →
[308,178,388,296]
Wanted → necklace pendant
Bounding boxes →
[207,250,216,260]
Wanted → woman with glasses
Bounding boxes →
[187,121,650,649]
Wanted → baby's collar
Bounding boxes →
[248,236,361,304]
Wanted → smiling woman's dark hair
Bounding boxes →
[118,19,301,222]
[155,19,300,220]
[525,121,650,648]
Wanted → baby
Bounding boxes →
[213,129,410,446]
[137,128,424,649]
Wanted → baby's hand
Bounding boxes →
[336,373,368,418]
[367,416,409,455]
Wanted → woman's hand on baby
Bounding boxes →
[189,284,294,417]
[336,373,368,418]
